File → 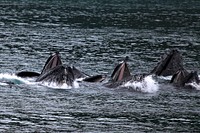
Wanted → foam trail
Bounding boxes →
[123,75,159,93]
[0,73,36,85]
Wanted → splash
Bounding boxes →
[0,73,35,85]
[40,82,72,89]
[39,80,80,89]
[123,75,159,93]
[186,82,200,90]
[0,73,79,89]
[159,75,172,80]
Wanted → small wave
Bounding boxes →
[123,75,159,93]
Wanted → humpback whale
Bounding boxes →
[35,52,106,85]
[16,52,62,78]
[105,74,147,88]
[151,49,183,76]
[170,68,189,86]
[16,52,75,86]
[151,49,200,88]
[15,49,199,90]
[111,56,132,82]
[36,65,75,86]
[35,52,76,86]
[104,57,143,88]
[16,52,106,86]
[170,69,200,88]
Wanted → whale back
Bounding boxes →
[83,75,106,82]
[16,71,40,78]
[41,52,62,74]
[151,49,183,76]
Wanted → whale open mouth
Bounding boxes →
[41,52,62,74]
[111,61,131,82]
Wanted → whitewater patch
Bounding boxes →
[185,82,200,90]
[122,75,159,93]
[39,80,80,89]
[0,73,36,85]
[0,73,80,89]
[158,75,172,81]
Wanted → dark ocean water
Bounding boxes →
[0,0,200,132]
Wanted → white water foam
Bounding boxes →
[75,78,85,82]
[159,75,172,80]
[40,82,72,89]
[186,82,200,90]
[39,80,80,89]
[0,73,36,85]
[0,73,79,89]
[123,75,159,93]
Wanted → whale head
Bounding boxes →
[41,52,62,74]
[151,49,183,76]
[111,57,131,82]
[170,68,189,86]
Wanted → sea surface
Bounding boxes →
[0,0,200,132]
